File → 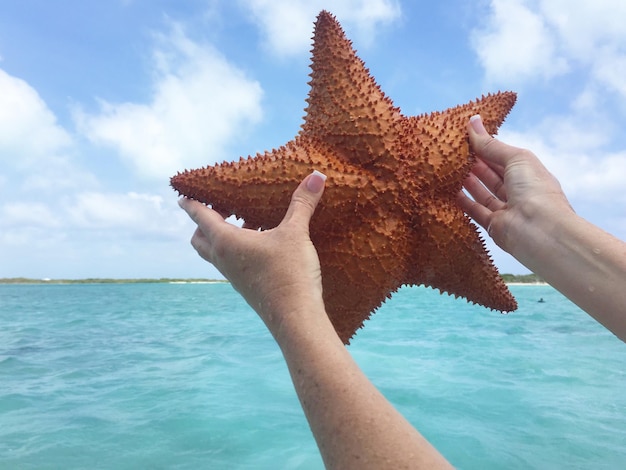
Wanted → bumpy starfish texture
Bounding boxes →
[171,10,518,343]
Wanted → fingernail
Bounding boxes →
[470,114,488,136]
[306,170,327,193]
[178,197,188,209]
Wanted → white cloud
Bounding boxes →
[0,200,67,253]
[66,191,182,237]
[593,50,626,99]
[470,0,568,85]
[1,202,62,229]
[499,127,626,205]
[538,0,626,61]
[472,0,626,98]
[576,153,626,195]
[239,0,401,57]
[0,68,99,195]
[0,68,72,168]
[75,23,264,180]
[0,67,100,269]
[539,0,626,101]
[471,0,626,211]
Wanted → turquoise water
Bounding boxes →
[1,283,624,469]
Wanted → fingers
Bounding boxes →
[280,170,326,230]
[473,155,503,178]
[464,172,506,209]
[189,227,213,263]
[471,159,507,202]
[178,197,230,246]
[457,189,493,232]
[469,115,524,169]
[178,168,326,244]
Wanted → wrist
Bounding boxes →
[504,196,576,272]
[254,285,331,341]
[272,302,339,352]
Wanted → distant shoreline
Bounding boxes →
[0,278,229,285]
[0,275,544,285]
[505,282,548,286]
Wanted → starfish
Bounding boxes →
[171,10,518,344]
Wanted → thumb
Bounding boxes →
[468,114,522,168]
[280,170,326,229]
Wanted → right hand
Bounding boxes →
[457,115,574,254]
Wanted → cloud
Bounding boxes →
[75,23,264,180]
[471,0,626,211]
[472,0,626,96]
[540,0,626,101]
[0,67,85,263]
[499,126,626,205]
[0,68,99,195]
[470,0,568,85]
[539,0,626,59]
[66,191,184,239]
[0,64,182,272]
[593,51,626,99]
[0,20,254,278]
[239,0,402,57]
[0,69,72,168]
[1,202,62,229]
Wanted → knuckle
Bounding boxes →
[291,193,316,213]
[481,135,498,154]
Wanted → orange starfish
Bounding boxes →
[171,10,518,343]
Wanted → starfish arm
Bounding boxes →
[313,217,410,343]
[403,92,517,194]
[172,10,518,342]
[408,199,517,312]
[301,11,402,169]
[171,137,376,230]
[171,146,305,229]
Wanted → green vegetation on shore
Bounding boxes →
[0,277,228,285]
[500,273,545,284]
[0,274,543,285]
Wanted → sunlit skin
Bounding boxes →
[171,11,517,343]
[179,115,626,468]
[458,115,626,343]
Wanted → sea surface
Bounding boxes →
[1,283,625,469]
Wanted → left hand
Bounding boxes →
[178,170,327,336]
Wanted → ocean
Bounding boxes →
[1,283,624,469]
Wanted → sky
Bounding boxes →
[1,0,625,280]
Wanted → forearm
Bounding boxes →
[268,305,452,469]
[510,207,626,342]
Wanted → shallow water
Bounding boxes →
[1,283,624,469]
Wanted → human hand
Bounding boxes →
[178,170,327,337]
[457,115,574,255]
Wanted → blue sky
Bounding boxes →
[1,0,625,279]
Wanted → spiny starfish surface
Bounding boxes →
[171,10,518,343]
